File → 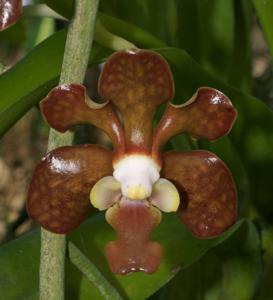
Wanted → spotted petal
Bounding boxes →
[27,145,113,233]
[99,50,174,153]
[40,84,125,157]
[0,0,22,31]
[105,199,162,274]
[153,87,237,160]
[161,150,237,238]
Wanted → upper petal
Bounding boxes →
[161,150,237,238]
[40,84,125,158]
[153,87,237,161]
[27,145,113,233]
[0,0,22,31]
[99,50,174,153]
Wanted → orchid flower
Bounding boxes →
[0,0,22,31]
[28,49,237,275]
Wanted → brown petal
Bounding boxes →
[153,88,237,160]
[40,84,125,157]
[161,150,237,238]
[27,145,113,233]
[0,0,22,31]
[99,50,174,153]
[105,199,162,274]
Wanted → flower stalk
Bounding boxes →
[39,0,99,299]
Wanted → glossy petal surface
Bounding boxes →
[27,145,113,233]
[40,84,125,156]
[161,150,237,238]
[0,0,22,31]
[105,199,162,274]
[99,50,174,153]
[153,88,237,158]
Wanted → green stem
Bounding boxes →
[40,232,66,300]
[68,242,123,300]
[39,0,99,299]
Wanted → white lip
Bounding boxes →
[113,155,160,200]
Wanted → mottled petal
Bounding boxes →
[99,50,174,153]
[90,176,121,210]
[40,84,125,157]
[105,199,162,274]
[0,0,22,31]
[153,88,237,160]
[27,145,113,233]
[151,178,180,212]
[161,150,237,238]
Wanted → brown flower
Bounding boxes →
[28,49,237,275]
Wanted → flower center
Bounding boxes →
[113,155,160,200]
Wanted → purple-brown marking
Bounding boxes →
[99,50,174,154]
[161,150,237,237]
[27,145,113,233]
[153,88,237,162]
[41,84,125,159]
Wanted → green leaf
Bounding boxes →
[0,30,63,137]
[255,226,273,299]
[0,20,26,46]
[193,0,235,80]
[253,0,273,58]
[99,13,166,49]
[101,0,184,48]
[0,214,242,300]
[100,0,236,81]
[24,17,55,51]
[0,231,40,300]
[228,0,252,92]
[43,0,73,18]
[256,257,273,300]
[152,220,261,300]
[68,242,123,300]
